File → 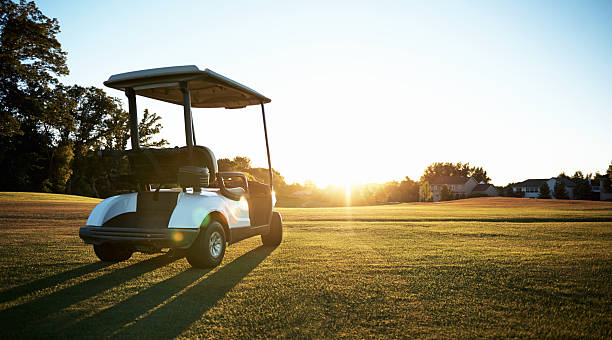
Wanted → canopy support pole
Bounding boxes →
[191,119,197,145]
[261,103,273,191]
[125,88,140,150]
[180,82,194,147]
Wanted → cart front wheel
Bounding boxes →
[186,221,226,268]
[93,243,133,262]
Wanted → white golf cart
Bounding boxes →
[79,66,282,268]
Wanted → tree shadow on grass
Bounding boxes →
[0,254,180,338]
[93,245,275,339]
[0,261,111,304]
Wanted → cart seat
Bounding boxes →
[128,146,217,187]
[224,187,246,196]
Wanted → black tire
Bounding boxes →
[261,211,282,246]
[93,243,133,262]
[186,220,226,268]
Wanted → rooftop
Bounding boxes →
[473,183,494,192]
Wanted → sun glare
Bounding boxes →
[345,184,351,206]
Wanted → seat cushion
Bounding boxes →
[225,187,246,196]
[128,146,217,186]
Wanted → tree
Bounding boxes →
[440,184,452,201]
[419,181,433,202]
[138,109,169,147]
[421,162,491,183]
[0,0,69,191]
[557,172,570,180]
[553,179,569,200]
[0,0,68,137]
[384,181,402,202]
[398,176,419,202]
[217,156,252,172]
[572,171,592,200]
[605,163,612,193]
[232,156,252,172]
[0,1,171,196]
[62,86,128,194]
[216,156,287,195]
[470,166,490,183]
[538,182,551,199]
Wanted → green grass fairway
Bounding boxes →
[0,194,611,338]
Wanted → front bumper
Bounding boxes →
[79,227,199,250]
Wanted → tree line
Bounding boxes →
[269,161,492,206]
[0,0,167,196]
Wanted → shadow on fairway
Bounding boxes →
[0,254,180,338]
[0,261,111,304]
[62,245,275,339]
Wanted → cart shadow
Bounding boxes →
[0,254,180,338]
[60,245,276,339]
[0,261,111,304]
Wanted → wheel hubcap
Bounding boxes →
[209,231,223,258]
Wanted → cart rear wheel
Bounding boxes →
[261,211,282,246]
[93,243,133,262]
[186,220,226,268]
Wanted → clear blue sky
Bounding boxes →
[37,0,612,186]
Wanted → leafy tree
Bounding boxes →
[557,172,570,180]
[440,184,452,201]
[470,166,490,183]
[64,86,125,155]
[218,156,252,172]
[138,109,169,147]
[605,163,612,193]
[383,181,402,202]
[421,162,491,183]
[538,182,551,199]
[0,0,68,137]
[0,1,170,196]
[102,106,129,150]
[419,181,433,202]
[503,184,515,197]
[61,86,127,194]
[232,156,252,171]
[398,176,419,202]
[553,179,569,200]
[572,171,592,200]
[216,156,287,194]
[0,0,69,191]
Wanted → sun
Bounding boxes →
[345,183,351,205]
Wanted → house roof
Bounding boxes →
[512,177,576,188]
[429,176,471,185]
[511,179,548,188]
[472,184,494,192]
[557,177,577,187]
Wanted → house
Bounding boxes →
[429,176,478,202]
[511,177,576,199]
[471,183,499,197]
[590,176,612,201]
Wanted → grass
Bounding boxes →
[0,191,102,203]
[0,193,610,338]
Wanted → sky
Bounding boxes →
[36,0,612,187]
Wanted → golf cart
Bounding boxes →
[79,65,282,268]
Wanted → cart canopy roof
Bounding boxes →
[104,65,271,109]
